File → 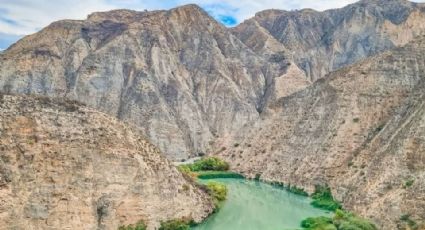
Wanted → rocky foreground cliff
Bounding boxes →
[1,0,425,160]
[0,94,213,230]
[217,36,425,229]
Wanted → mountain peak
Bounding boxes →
[87,9,143,22]
[172,3,204,12]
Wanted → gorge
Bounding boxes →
[0,0,425,229]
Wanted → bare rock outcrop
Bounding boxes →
[234,0,425,81]
[216,36,425,229]
[0,5,289,160]
[0,94,213,230]
[3,1,424,160]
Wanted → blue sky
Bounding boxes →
[0,0,424,50]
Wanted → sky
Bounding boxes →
[0,0,424,50]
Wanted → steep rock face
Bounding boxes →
[0,94,213,230]
[2,1,423,161]
[0,5,288,160]
[234,0,425,81]
[216,36,425,229]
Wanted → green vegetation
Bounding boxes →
[118,220,147,230]
[206,181,228,201]
[404,179,414,188]
[301,216,335,230]
[206,181,228,210]
[353,118,360,123]
[400,214,418,230]
[177,157,230,212]
[177,157,243,180]
[301,210,377,230]
[179,157,229,172]
[196,171,244,179]
[159,219,190,230]
[311,185,342,211]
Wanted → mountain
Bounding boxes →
[1,0,425,229]
[233,0,425,81]
[2,1,425,160]
[0,94,213,229]
[0,5,289,160]
[216,35,425,229]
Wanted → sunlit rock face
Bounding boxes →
[0,5,290,160]
[1,1,425,228]
[0,94,214,230]
[234,0,425,81]
[2,1,424,160]
[217,35,425,229]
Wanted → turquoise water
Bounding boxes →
[192,178,330,230]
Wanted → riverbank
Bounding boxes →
[177,157,377,230]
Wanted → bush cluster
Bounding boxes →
[311,185,342,211]
[301,210,377,230]
[159,219,190,230]
[206,181,228,202]
[185,157,230,172]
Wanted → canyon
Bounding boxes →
[0,0,425,229]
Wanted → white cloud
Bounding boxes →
[0,0,115,35]
[0,0,424,37]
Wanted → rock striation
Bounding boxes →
[0,94,213,230]
[0,5,289,160]
[1,1,425,228]
[216,35,425,229]
[2,1,425,160]
[234,0,425,81]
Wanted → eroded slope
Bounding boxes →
[217,36,425,229]
[0,94,213,230]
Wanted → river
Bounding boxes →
[192,178,330,230]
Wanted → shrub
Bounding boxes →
[177,165,198,180]
[185,157,230,172]
[205,181,228,211]
[301,210,377,230]
[400,214,418,230]
[301,216,336,230]
[159,219,190,230]
[311,185,342,211]
[177,165,192,174]
[333,210,377,230]
[182,184,190,191]
[206,181,228,202]
[118,220,147,230]
[404,179,414,188]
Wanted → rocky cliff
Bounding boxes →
[0,94,213,230]
[1,1,425,228]
[216,35,425,229]
[234,0,425,81]
[0,5,288,160]
[2,1,425,160]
